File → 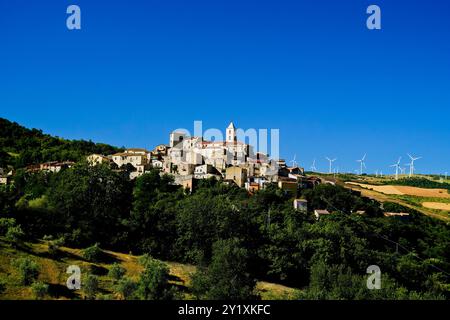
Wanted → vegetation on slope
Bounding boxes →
[1,119,449,300]
[1,163,449,300]
[0,117,122,168]
[0,238,296,300]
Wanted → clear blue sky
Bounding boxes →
[1,0,449,174]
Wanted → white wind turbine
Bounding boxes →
[290,154,297,168]
[325,157,336,174]
[310,159,317,172]
[356,153,366,175]
[407,154,422,177]
[390,157,401,180]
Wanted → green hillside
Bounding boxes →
[0,118,122,168]
[0,238,297,300]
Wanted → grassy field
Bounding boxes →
[346,182,450,198]
[0,238,299,300]
[340,180,450,221]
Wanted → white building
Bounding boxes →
[314,209,331,220]
[194,164,221,179]
[167,122,250,169]
[86,154,110,166]
[112,152,147,168]
[293,199,308,212]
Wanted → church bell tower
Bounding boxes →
[226,122,236,144]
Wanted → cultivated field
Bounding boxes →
[422,202,450,211]
[346,182,450,198]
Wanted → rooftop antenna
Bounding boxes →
[310,159,317,172]
[356,153,366,175]
[407,154,422,177]
[390,157,401,180]
[325,157,336,174]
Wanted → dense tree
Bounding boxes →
[0,117,122,168]
[192,238,257,300]
[109,263,126,281]
[127,169,180,257]
[31,281,49,300]
[5,225,25,246]
[136,255,176,300]
[115,277,137,300]
[45,163,132,248]
[82,244,103,262]
[83,274,99,300]
[12,258,39,285]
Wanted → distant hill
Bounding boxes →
[0,118,123,168]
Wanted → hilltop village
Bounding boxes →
[0,122,318,195]
[85,122,315,194]
[0,121,414,219]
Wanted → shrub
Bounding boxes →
[12,258,39,285]
[116,277,137,300]
[48,242,59,256]
[0,218,16,235]
[82,243,103,262]
[48,237,65,256]
[137,256,175,300]
[6,225,24,244]
[108,263,126,281]
[31,281,48,300]
[83,274,99,300]
[42,235,54,241]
